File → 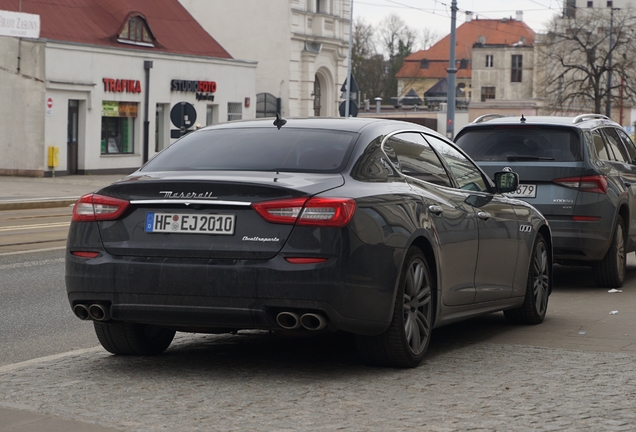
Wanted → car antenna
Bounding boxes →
[520,114,526,123]
[273,112,287,130]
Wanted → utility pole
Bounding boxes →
[605,6,619,118]
[446,0,458,139]
[345,0,354,117]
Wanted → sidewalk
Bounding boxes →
[0,174,126,210]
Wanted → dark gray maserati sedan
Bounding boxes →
[66,117,552,368]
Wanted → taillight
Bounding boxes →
[285,257,329,264]
[553,175,607,194]
[71,251,100,258]
[72,193,130,222]
[252,197,356,227]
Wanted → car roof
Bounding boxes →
[206,117,409,134]
[462,114,621,131]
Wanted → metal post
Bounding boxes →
[345,0,354,117]
[446,0,458,139]
[143,60,153,164]
[605,7,618,118]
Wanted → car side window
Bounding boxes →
[616,128,636,162]
[423,134,489,192]
[602,128,629,163]
[383,133,453,187]
[591,129,611,161]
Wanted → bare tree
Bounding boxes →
[352,19,386,102]
[416,28,440,51]
[539,8,636,115]
[377,14,416,101]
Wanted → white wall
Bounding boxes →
[0,37,46,175]
[42,42,256,175]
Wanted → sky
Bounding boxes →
[353,0,562,40]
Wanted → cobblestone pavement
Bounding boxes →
[1,329,635,431]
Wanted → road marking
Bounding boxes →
[0,346,104,373]
[0,246,66,256]
[0,258,64,270]
[0,222,70,232]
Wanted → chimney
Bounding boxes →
[516,10,523,21]
[465,11,472,22]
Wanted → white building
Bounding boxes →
[179,0,351,118]
[0,0,256,177]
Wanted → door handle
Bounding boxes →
[428,205,443,216]
[477,211,491,220]
[625,182,632,188]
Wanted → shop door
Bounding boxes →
[67,100,79,174]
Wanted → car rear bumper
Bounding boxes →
[547,218,613,261]
[65,249,400,336]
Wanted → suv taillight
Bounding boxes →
[72,193,130,222]
[252,197,356,227]
[553,175,607,194]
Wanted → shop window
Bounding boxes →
[118,15,154,47]
[101,101,137,154]
[481,86,496,102]
[511,55,523,82]
[228,102,242,121]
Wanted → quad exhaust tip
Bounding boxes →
[276,311,328,331]
[72,304,90,320]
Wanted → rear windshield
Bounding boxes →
[455,127,582,162]
[142,128,357,173]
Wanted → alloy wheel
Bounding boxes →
[403,258,432,356]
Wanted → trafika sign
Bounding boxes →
[103,78,142,93]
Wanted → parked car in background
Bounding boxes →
[455,114,636,288]
[66,117,552,368]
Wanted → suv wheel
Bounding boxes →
[593,217,626,288]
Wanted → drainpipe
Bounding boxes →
[143,60,153,164]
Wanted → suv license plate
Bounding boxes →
[507,184,536,198]
[145,212,235,235]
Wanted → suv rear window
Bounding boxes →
[142,128,357,173]
[455,127,582,162]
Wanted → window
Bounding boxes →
[591,130,610,161]
[424,135,488,192]
[481,86,496,102]
[420,59,429,69]
[141,129,357,173]
[616,128,636,161]
[602,128,629,162]
[511,55,523,82]
[607,1,613,6]
[118,15,154,47]
[383,133,452,187]
[587,1,593,6]
[155,104,168,152]
[206,105,218,126]
[227,102,242,121]
[101,101,137,154]
[485,55,493,68]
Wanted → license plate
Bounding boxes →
[145,212,235,235]
[507,184,537,198]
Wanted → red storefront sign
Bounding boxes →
[103,78,142,93]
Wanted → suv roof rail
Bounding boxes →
[472,113,507,124]
[572,114,610,124]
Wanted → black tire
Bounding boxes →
[94,321,175,356]
[593,218,626,288]
[504,233,550,325]
[355,247,433,368]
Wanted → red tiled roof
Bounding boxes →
[0,0,232,59]
[397,18,535,79]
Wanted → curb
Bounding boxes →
[0,199,77,211]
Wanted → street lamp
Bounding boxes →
[606,6,620,117]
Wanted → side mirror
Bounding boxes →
[494,171,519,194]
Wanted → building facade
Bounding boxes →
[179,0,351,118]
[0,0,256,177]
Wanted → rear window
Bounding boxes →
[455,127,582,162]
[142,128,357,173]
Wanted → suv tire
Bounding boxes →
[593,217,626,288]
